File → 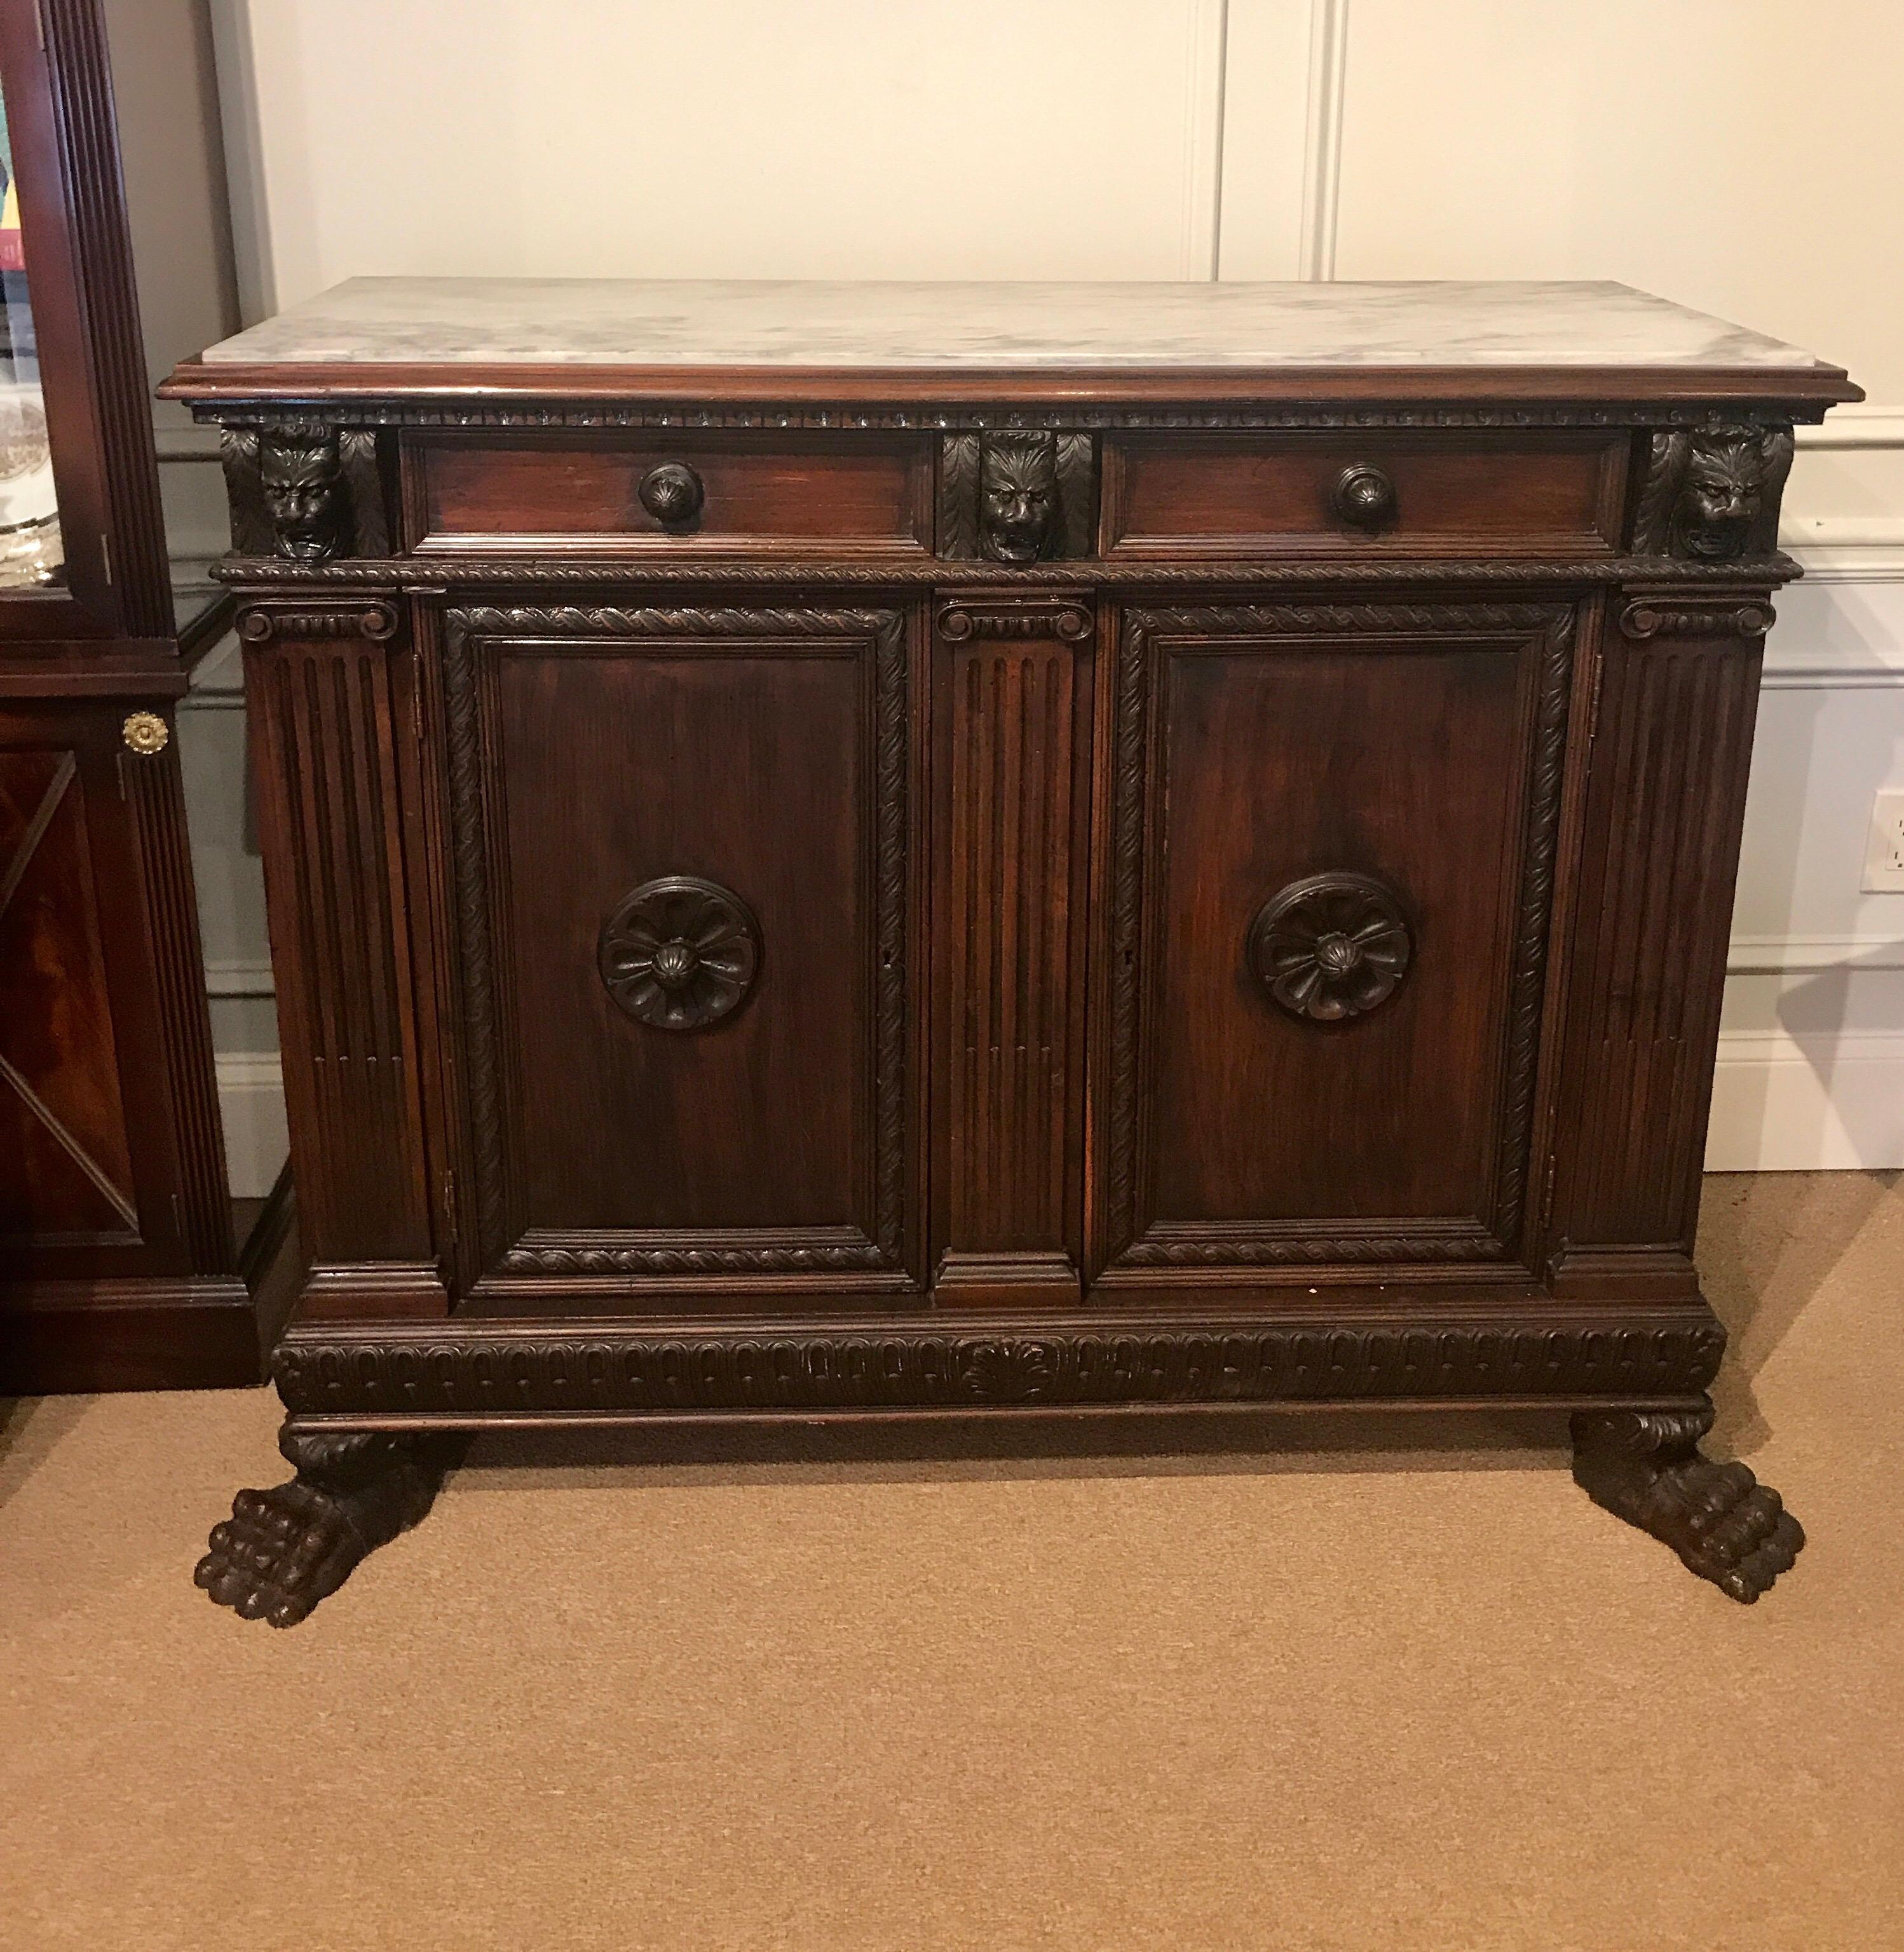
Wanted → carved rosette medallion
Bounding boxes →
[1248,872,1413,1022]
[598,876,761,1031]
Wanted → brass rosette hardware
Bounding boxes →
[121,710,170,756]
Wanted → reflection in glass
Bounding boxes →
[0,79,63,588]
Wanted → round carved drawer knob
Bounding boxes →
[1248,872,1413,1022]
[1331,463,1399,532]
[637,461,705,527]
[599,875,759,1031]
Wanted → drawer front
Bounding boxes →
[410,432,935,555]
[438,601,918,1303]
[1091,600,1579,1280]
[1101,432,1625,557]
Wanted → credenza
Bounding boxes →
[162,278,1857,1623]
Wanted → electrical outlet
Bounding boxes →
[1865,789,1904,892]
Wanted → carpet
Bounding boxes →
[2,1172,1900,1950]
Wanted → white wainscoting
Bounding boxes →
[1708,1031,1904,1171]
[215,1053,288,1199]
[1713,575,1904,1168]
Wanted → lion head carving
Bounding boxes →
[979,432,1059,564]
[260,422,348,563]
[1670,426,1793,562]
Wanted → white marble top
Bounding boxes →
[200,278,1832,373]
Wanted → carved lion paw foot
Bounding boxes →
[196,1481,371,1627]
[197,1430,451,1626]
[1648,1456,1804,1603]
[1571,1406,1805,1604]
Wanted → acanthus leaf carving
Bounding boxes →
[937,430,1098,561]
[937,433,981,558]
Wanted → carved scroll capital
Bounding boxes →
[936,596,1092,642]
[1618,595,1775,640]
[235,600,400,644]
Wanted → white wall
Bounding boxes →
[207,0,1245,302]
[102,1,286,1196]
[184,0,1903,1174]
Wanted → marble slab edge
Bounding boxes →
[161,358,1862,414]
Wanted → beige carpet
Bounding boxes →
[3,1173,1901,1952]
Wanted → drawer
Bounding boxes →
[407,431,935,555]
[1099,431,1626,557]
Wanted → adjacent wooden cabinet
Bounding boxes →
[165,276,1855,1621]
[0,0,259,1390]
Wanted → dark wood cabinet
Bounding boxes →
[1,703,214,1275]
[0,0,257,1391]
[166,277,1855,1620]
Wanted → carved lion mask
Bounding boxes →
[1673,428,1789,562]
[261,426,348,563]
[979,433,1058,564]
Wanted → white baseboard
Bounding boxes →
[216,1052,288,1199]
[205,958,276,999]
[1706,1029,1904,1171]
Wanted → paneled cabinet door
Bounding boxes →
[0,701,221,1282]
[1091,600,1579,1285]
[436,602,920,1306]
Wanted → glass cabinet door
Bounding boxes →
[0,74,62,590]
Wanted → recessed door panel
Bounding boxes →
[1092,601,1576,1279]
[0,705,209,1278]
[441,603,917,1303]
[0,745,135,1240]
